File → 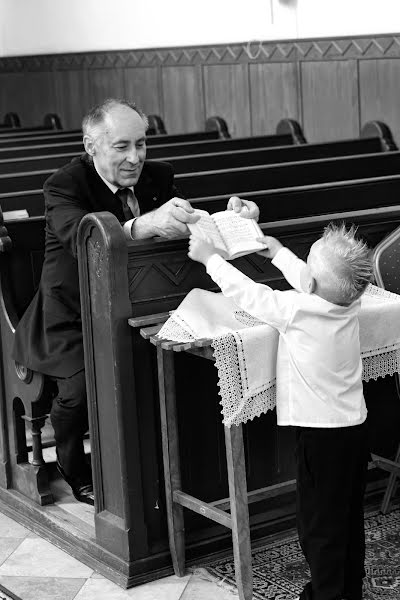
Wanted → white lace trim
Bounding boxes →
[212,333,400,427]
[364,283,400,300]
[212,333,277,427]
[157,313,196,342]
[362,349,400,381]
[157,284,400,427]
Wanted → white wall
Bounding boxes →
[1,0,400,57]
[0,0,5,55]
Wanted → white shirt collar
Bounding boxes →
[93,160,134,195]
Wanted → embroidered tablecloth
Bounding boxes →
[158,284,400,426]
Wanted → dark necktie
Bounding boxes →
[115,188,139,221]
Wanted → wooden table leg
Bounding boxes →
[225,424,253,600]
[381,441,400,514]
[157,346,186,576]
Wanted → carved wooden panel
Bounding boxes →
[0,71,57,126]
[161,66,204,133]
[203,64,251,137]
[124,67,161,117]
[359,59,400,146]
[249,62,300,135]
[301,60,359,142]
[55,70,91,129]
[87,68,125,107]
[2,35,400,141]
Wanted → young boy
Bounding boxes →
[188,223,373,600]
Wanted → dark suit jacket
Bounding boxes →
[12,154,180,378]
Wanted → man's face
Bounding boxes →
[87,105,147,188]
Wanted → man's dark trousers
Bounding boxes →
[50,369,91,484]
[296,422,369,600]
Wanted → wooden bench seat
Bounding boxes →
[1,149,400,207]
[0,132,291,161]
[0,135,388,176]
[0,115,229,147]
[0,113,62,135]
[3,169,400,221]
[0,112,21,128]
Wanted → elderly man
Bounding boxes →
[12,98,259,505]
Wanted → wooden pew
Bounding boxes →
[78,207,400,582]
[0,112,21,128]
[0,131,292,162]
[0,113,62,134]
[0,135,389,176]
[4,172,400,222]
[0,118,304,163]
[0,185,399,585]
[2,150,400,211]
[0,115,230,147]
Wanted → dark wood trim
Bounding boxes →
[1,34,400,71]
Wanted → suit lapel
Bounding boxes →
[81,154,125,220]
[135,163,163,212]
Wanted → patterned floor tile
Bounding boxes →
[73,573,191,600]
[0,540,21,567]
[0,576,86,600]
[182,568,238,599]
[0,513,31,539]
[0,538,93,578]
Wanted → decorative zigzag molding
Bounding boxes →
[1,34,400,72]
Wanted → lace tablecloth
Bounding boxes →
[158,285,400,427]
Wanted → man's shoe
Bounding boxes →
[56,459,94,506]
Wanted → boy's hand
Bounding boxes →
[256,236,283,259]
[188,235,220,266]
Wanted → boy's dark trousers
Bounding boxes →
[296,422,369,600]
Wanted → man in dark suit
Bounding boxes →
[12,98,259,505]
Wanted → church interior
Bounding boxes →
[1,1,400,599]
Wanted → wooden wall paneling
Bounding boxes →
[249,62,300,136]
[359,59,400,148]
[0,71,57,127]
[203,64,251,138]
[161,66,204,134]
[87,68,125,107]
[301,60,360,143]
[54,70,91,129]
[124,67,161,119]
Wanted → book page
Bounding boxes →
[187,209,228,255]
[213,211,265,258]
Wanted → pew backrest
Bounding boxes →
[0,135,385,176]
[2,149,400,196]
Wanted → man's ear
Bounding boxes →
[83,135,95,157]
[300,265,316,294]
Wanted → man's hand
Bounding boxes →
[256,235,283,259]
[133,197,200,239]
[227,196,260,220]
[188,235,220,266]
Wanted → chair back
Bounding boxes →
[373,226,400,293]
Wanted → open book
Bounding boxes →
[188,209,265,260]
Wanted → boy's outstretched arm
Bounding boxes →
[188,235,223,265]
[257,236,314,294]
[187,234,291,331]
[256,235,283,259]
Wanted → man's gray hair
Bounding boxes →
[82,98,149,139]
[317,222,373,303]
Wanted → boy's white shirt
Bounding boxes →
[206,248,367,428]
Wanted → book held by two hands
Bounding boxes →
[188,208,265,260]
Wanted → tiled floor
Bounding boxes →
[0,510,239,600]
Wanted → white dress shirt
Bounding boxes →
[206,248,367,428]
[93,165,140,240]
